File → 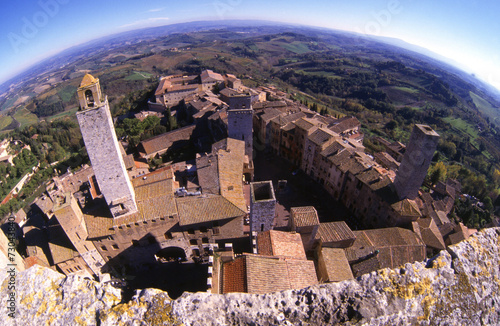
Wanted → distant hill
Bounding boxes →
[1,21,499,144]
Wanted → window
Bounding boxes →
[112,244,119,250]
[107,256,112,261]
[200,226,208,233]
[202,237,209,244]
[101,246,107,251]
[261,224,264,232]
[188,229,195,235]
[164,232,173,240]
[228,186,234,191]
[76,232,81,240]
[107,235,114,241]
[189,239,198,245]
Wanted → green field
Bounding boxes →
[47,107,79,121]
[0,116,13,131]
[58,85,77,103]
[1,95,20,111]
[470,91,500,122]
[125,71,153,81]
[394,86,419,94]
[14,108,38,128]
[443,116,479,142]
[296,70,342,79]
[280,42,311,54]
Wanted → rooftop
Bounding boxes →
[176,194,245,226]
[290,206,320,228]
[345,228,425,269]
[138,125,195,156]
[257,230,306,260]
[315,222,356,246]
[319,247,354,282]
[223,254,318,294]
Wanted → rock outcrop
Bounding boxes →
[1,228,500,325]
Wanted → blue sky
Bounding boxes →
[1,0,500,91]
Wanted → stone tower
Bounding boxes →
[250,181,276,233]
[76,74,137,218]
[394,124,440,200]
[227,94,253,157]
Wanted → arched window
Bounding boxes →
[85,90,95,107]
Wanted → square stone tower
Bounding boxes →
[250,181,276,233]
[227,94,253,157]
[394,124,440,200]
[76,74,138,218]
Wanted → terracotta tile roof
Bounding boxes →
[138,125,195,156]
[85,168,177,238]
[315,222,356,246]
[83,204,114,239]
[271,112,306,127]
[345,228,425,270]
[391,199,422,218]
[412,218,446,250]
[351,256,381,277]
[257,230,306,260]
[47,225,79,265]
[308,128,337,146]
[319,247,354,282]
[176,194,245,226]
[196,154,219,194]
[213,138,246,212]
[260,109,282,122]
[123,154,135,170]
[329,117,361,134]
[200,70,224,83]
[23,256,50,269]
[293,118,316,131]
[285,258,319,290]
[245,255,290,294]
[242,254,318,294]
[356,167,392,191]
[131,167,173,187]
[290,206,320,229]
[222,256,247,293]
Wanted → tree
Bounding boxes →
[483,196,493,212]
[429,161,447,185]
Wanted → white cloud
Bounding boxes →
[147,7,165,13]
[120,17,170,29]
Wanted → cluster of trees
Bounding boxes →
[0,118,88,218]
[115,115,167,149]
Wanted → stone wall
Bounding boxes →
[1,228,500,325]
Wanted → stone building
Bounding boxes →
[52,192,106,276]
[76,74,137,218]
[394,124,440,200]
[227,94,253,157]
[249,181,276,233]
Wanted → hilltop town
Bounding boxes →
[0,69,482,297]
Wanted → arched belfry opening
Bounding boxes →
[85,89,95,107]
[77,73,103,110]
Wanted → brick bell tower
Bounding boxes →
[76,74,137,218]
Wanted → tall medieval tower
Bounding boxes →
[393,124,440,200]
[76,74,137,218]
[227,94,253,157]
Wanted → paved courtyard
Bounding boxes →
[252,148,356,231]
